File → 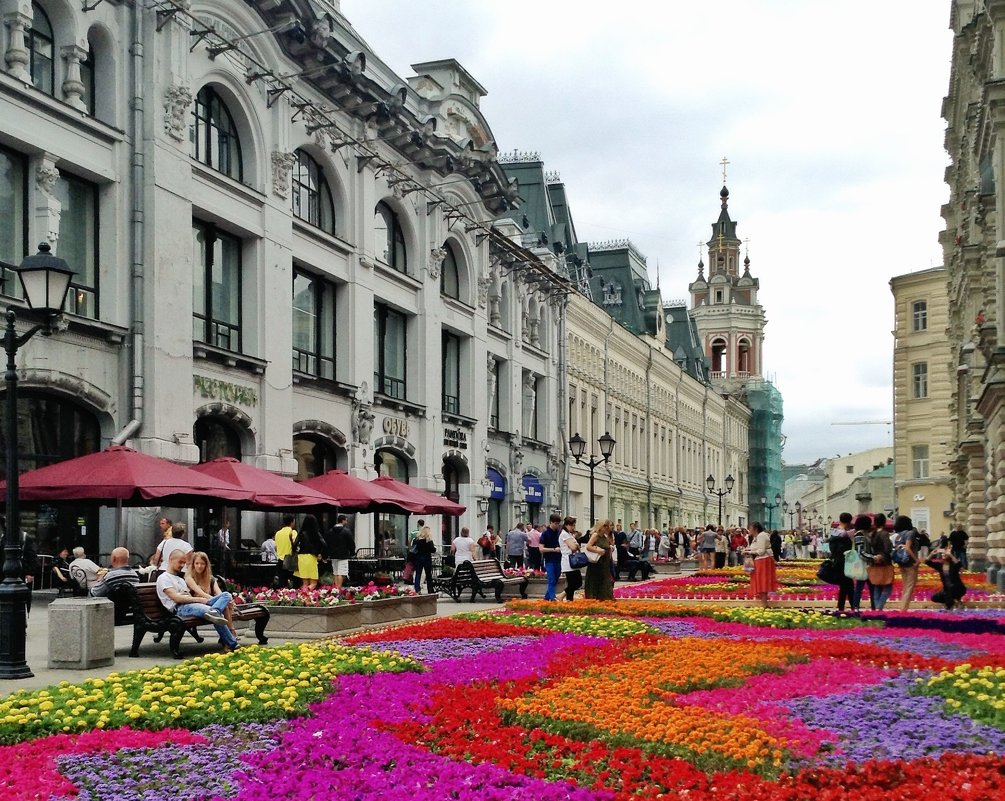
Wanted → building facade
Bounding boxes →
[942,1,1005,573]
[890,267,955,538]
[0,0,565,557]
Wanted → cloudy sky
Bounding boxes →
[341,0,954,465]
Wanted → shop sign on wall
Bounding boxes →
[443,428,467,449]
[383,416,409,438]
[193,375,258,407]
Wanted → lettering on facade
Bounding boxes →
[443,428,467,449]
[193,375,258,407]
[383,416,410,438]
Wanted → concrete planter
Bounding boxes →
[266,604,362,635]
[509,576,565,599]
[358,597,409,627]
[651,561,681,574]
[399,593,438,618]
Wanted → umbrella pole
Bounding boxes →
[116,498,122,547]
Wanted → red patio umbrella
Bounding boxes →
[299,470,426,513]
[2,445,251,504]
[190,457,338,508]
[370,475,466,516]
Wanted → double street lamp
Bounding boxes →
[568,431,616,528]
[0,243,74,680]
[782,499,802,530]
[761,493,782,530]
[705,474,734,526]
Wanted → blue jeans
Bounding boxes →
[413,555,433,594]
[176,592,237,648]
[852,580,870,611]
[543,560,562,601]
[871,583,893,610]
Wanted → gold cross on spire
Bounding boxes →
[719,156,730,184]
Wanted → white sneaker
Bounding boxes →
[203,609,227,624]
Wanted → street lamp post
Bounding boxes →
[761,493,782,531]
[705,474,734,526]
[0,243,74,680]
[795,501,803,530]
[568,432,616,528]
[782,501,796,530]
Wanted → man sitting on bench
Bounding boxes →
[90,547,140,597]
[155,550,239,652]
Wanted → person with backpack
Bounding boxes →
[892,515,921,611]
[828,512,856,612]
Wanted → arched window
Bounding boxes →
[711,338,727,373]
[79,44,95,116]
[28,3,54,97]
[375,449,409,552]
[194,416,242,462]
[292,149,335,234]
[737,339,751,375]
[192,86,244,182]
[292,434,341,480]
[374,202,406,272]
[440,242,460,299]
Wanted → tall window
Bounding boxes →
[912,362,928,399]
[192,86,243,182]
[79,45,95,116]
[374,303,406,399]
[912,300,928,332]
[912,445,929,479]
[292,150,335,234]
[490,358,500,429]
[374,202,406,272]
[28,3,54,97]
[0,147,27,298]
[440,242,459,299]
[193,221,242,351]
[54,173,98,318]
[442,330,460,414]
[292,270,336,380]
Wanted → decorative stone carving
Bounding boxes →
[164,85,193,141]
[428,247,446,280]
[3,12,31,82]
[511,445,524,479]
[35,163,59,197]
[477,270,489,308]
[486,356,497,424]
[61,45,88,111]
[351,383,375,448]
[271,151,296,199]
[527,295,541,348]
[488,265,502,327]
[522,372,537,435]
[309,16,334,49]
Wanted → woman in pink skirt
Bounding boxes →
[746,521,777,606]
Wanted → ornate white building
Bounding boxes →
[0,0,565,557]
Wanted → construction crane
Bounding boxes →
[831,420,892,426]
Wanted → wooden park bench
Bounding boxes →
[112,583,271,658]
[432,559,528,603]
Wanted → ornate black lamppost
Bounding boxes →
[568,431,615,527]
[0,243,73,680]
[705,474,734,526]
[761,493,782,531]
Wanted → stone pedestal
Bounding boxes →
[48,598,115,669]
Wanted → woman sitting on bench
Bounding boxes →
[155,550,239,652]
[186,551,240,644]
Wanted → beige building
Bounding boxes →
[942,1,1005,573]
[890,268,955,538]
[785,447,894,528]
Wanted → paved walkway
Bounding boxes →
[5,591,504,692]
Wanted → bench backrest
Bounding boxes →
[68,564,90,594]
[127,583,171,621]
[469,559,504,580]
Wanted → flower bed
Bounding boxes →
[238,582,417,607]
[5,604,1005,799]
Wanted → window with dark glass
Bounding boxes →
[374,303,406,399]
[292,150,335,234]
[292,269,336,380]
[442,330,460,414]
[440,242,459,299]
[293,435,340,480]
[193,221,242,351]
[374,202,406,272]
[28,3,54,97]
[490,358,501,429]
[912,300,928,332]
[54,172,98,318]
[912,362,928,400]
[0,147,27,298]
[79,45,95,116]
[192,86,243,182]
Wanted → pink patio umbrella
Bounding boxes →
[370,475,466,516]
[189,457,339,508]
[299,470,426,513]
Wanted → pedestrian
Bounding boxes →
[187,551,239,643]
[539,513,564,601]
[849,514,872,612]
[584,518,615,600]
[411,526,436,594]
[927,536,967,610]
[525,524,542,570]
[505,522,528,568]
[478,525,496,559]
[699,524,717,570]
[769,529,783,562]
[451,526,476,565]
[156,549,238,652]
[893,515,921,611]
[559,516,583,601]
[152,522,192,576]
[866,513,894,610]
[89,547,139,598]
[745,521,776,607]
[949,525,969,570]
[729,528,748,567]
[714,528,728,569]
[324,514,355,589]
[295,514,324,591]
[829,512,855,612]
[273,514,298,588]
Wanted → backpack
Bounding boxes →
[801,535,811,546]
[892,531,915,567]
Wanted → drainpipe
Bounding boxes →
[113,5,145,446]
[557,296,569,511]
[645,345,653,527]
[602,313,616,520]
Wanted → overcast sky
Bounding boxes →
[341,0,954,465]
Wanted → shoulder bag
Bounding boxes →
[585,547,602,564]
[569,551,589,569]
[844,547,869,581]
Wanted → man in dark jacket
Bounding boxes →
[324,515,355,588]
